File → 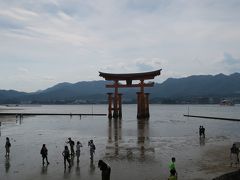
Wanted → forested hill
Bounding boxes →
[1,73,240,104]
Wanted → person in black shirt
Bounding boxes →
[62,146,71,168]
[5,137,11,157]
[40,144,50,165]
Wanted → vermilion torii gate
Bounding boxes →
[99,69,161,119]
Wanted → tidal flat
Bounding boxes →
[0,104,239,180]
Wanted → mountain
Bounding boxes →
[151,73,240,98]
[22,81,109,103]
[0,90,28,104]
[0,73,240,104]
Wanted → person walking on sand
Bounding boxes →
[66,137,75,156]
[88,140,96,160]
[199,126,206,138]
[169,157,177,175]
[230,143,239,167]
[76,141,83,163]
[62,146,71,168]
[98,160,111,180]
[40,144,50,165]
[5,137,11,157]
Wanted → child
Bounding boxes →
[169,157,176,172]
[169,157,177,177]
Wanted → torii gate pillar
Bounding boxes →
[107,92,122,119]
[137,92,150,118]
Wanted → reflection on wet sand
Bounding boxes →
[70,155,75,167]
[0,116,21,125]
[41,165,48,175]
[200,137,206,146]
[89,159,95,175]
[63,166,72,178]
[107,118,122,157]
[16,116,23,125]
[106,118,154,160]
[137,118,152,160]
[5,156,10,173]
[75,162,81,177]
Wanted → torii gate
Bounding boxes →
[99,69,161,118]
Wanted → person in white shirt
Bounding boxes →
[76,141,83,163]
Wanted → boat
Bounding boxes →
[220,100,234,106]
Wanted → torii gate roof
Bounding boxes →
[99,69,162,81]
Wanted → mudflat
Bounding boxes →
[0,105,239,180]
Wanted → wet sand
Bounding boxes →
[0,105,239,180]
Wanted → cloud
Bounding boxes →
[18,67,29,74]
[41,75,56,82]
[220,53,240,73]
[222,52,240,65]
[99,57,163,74]
[135,58,164,71]
[0,0,240,91]
[0,16,23,29]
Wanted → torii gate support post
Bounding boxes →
[107,93,113,118]
[145,93,150,118]
[113,80,119,118]
[118,93,122,119]
[137,79,149,118]
[137,92,150,118]
[107,92,122,119]
[137,92,142,118]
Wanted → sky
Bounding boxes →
[0,0,240,92]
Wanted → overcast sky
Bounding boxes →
[1,0,240,92]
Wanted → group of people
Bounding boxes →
[3,130,239,180]
[5,136,111,180]
[41,138,110,180]
[60,137,84,168]
[40,137,96,168]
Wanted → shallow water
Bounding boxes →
[0,104,240,180]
